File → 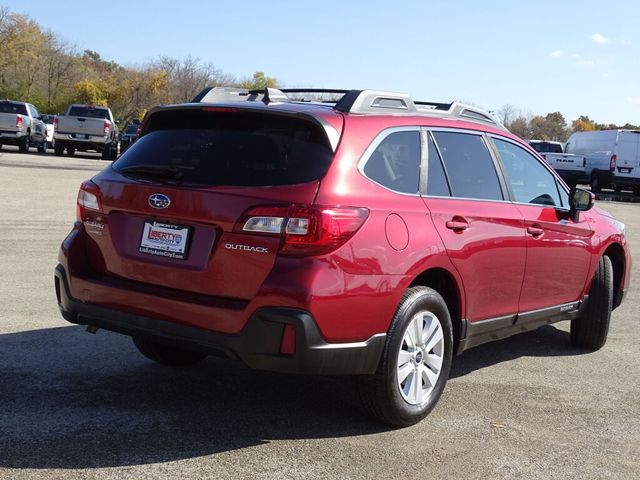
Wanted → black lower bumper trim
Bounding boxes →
[54,265,385,375]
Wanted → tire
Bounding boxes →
[37,141,46,153]
[54,142,64,156]
[18,135,29,153]
[66,146,75,156]
[101,147,110,160]
[133,337,208,366]
[355,286,453,427]
[570,256,613,350]
[590,172,601,193]
[0,142,3,150]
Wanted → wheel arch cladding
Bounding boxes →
[410,268,462,347]
[604,243,625,308]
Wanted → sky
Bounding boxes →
[3,0,639,125]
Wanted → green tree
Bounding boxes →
[241,71,278,90]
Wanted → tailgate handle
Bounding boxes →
[445,217,469,232]
[527,225,544,237]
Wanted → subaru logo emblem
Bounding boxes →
[148,193,171,209]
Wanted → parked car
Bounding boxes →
[0,100,47,153]
[53,104,119,159]
[41,114,56,149]
[119,123,139,153]
[528,140,586,188]
[55,87,631,427]
[565,130,640,194]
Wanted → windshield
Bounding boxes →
[0,102,28,115]
[112,109,333,187]
[68,106,110,119]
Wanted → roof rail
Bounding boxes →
[191,87,505,130]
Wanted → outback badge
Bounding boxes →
[148,193,171,209]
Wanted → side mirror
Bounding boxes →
[569,187,594,220]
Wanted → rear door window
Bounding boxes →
[113,109,334,187]
[425,133,451,196]
[432,132,503,201]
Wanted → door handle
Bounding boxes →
[445,217,469,232]
[527,225,544,237]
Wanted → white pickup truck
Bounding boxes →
[0,100,47,153]
[528,140,586,188]
[54,104,119,159]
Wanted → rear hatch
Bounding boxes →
[0,101,27,132]
[80,106,339,300]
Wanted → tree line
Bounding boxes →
[0,8,277,124]
[1,7,637,135]
[496,105,639,143]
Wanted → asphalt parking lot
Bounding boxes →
[0,147,638,480]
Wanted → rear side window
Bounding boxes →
[363,130,421,194]
[68,106,110,119]
[0,102,27,115]
[113,109,333,187]
[432,132,503,201]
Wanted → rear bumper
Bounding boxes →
[613,176,640,187]
[0,131,27,144]
[54,264,385,375]
[54,133,111,149]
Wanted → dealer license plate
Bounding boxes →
[139,220,191,260]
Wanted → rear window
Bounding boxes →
[0,102,27,115]
[529,141,563,154]
[68,106,110,119]
[113,109,334,187]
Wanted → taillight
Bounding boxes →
[76,180,103,221]
[16,115,23,130]
[53,116,58,131]
[236,205,369,256]
[103,121,110,136]
[610,154,617,173]
[135,125,142,136]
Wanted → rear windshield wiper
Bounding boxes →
[118,164,184,180]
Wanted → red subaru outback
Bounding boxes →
[55,88,631,426]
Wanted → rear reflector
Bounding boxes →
[280,324,296,355]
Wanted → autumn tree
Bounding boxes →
[506,116,531,139]
[571,115,598,132]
